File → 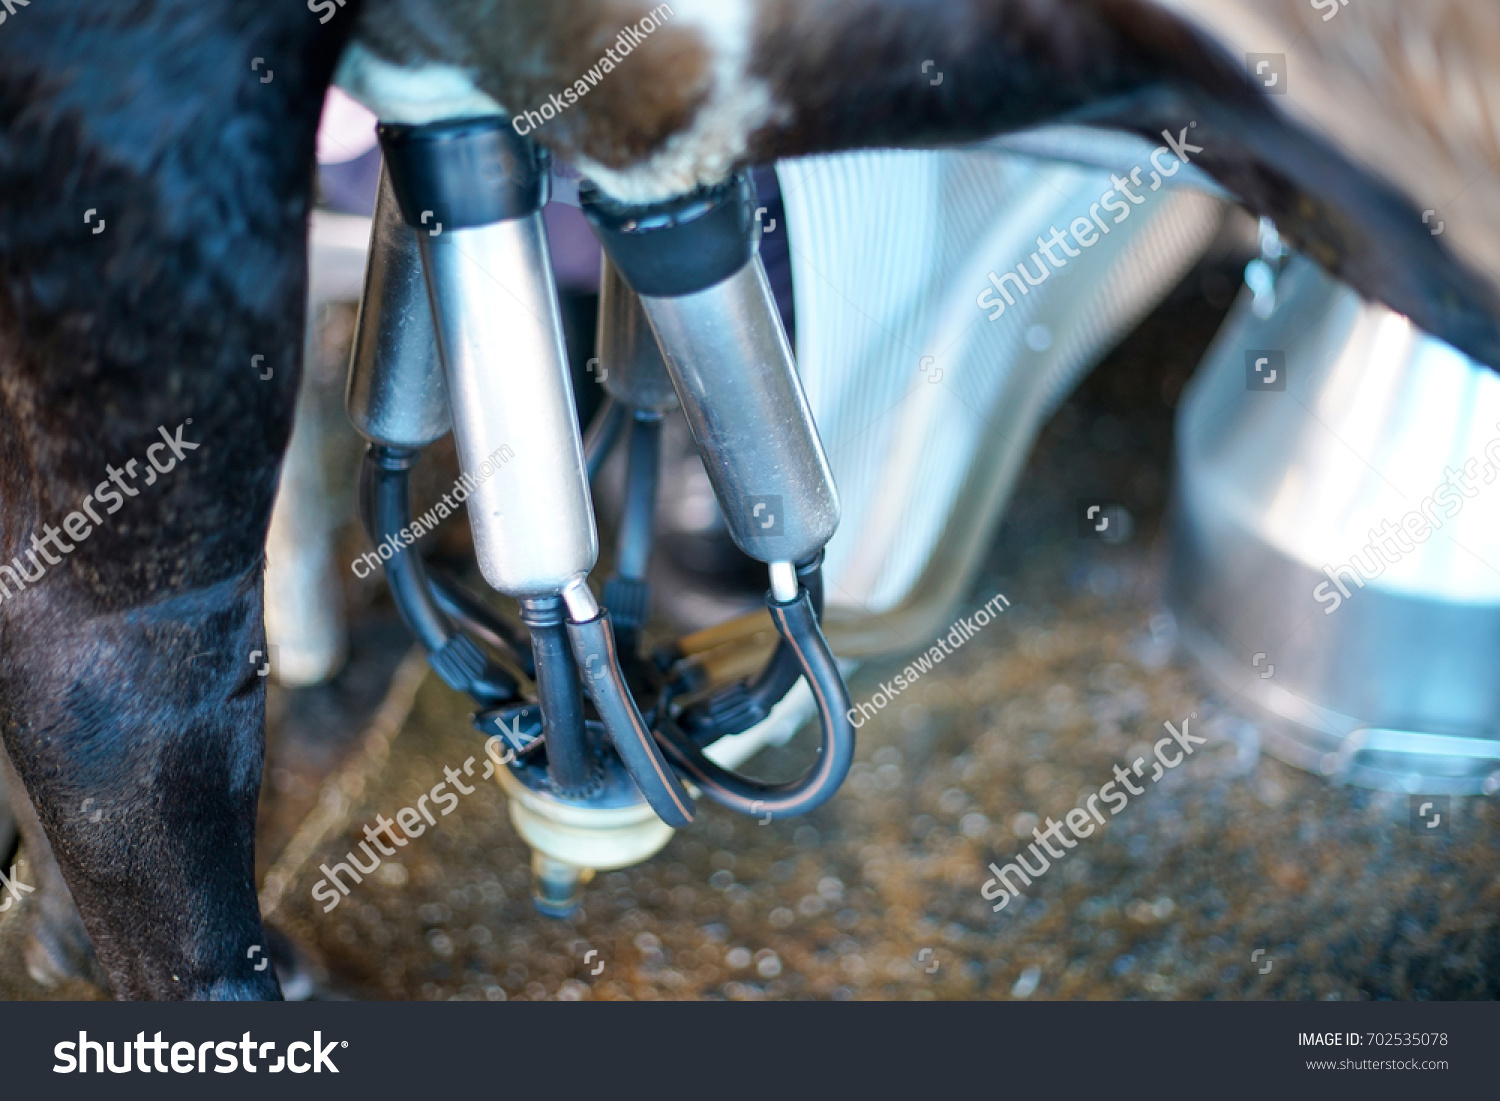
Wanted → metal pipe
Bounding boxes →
[345,162,450,449]
[641,257,838,565]
[379,117,597,599]
[583,170,853,821]
[768,561,798,603]
[597,256,678,413]
[417,212,596,596]
[582,172,839,566]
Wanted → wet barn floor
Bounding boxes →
[3,245,1497,1001]
[259,555,1500,1001]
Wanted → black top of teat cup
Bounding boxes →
[580,171,759,298]
[377,116,550,231]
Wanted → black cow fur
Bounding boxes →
[0,0,352,999]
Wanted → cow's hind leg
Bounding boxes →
[0,745,107,992]
[0,0,351,998]
[0,569,281,999]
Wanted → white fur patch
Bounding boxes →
[334,41,503,125]
[335,2,784,203]
[572,0,786,202]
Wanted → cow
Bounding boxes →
[0,0,1493,998]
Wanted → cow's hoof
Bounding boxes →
[24,925,93,989]
[265,924,341,1001]
[0,855,109,999]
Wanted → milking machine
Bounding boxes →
[344,115,854,914]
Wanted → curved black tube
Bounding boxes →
[603,410,663,649]
[427,565,536,678]
[521,596,595,796]
[362,445,518,705]
[567,610,695,827]
[361,448,534,677]
[366,446,453,653]
[616,411,662,581]
[654,586,853,820]
[674,554,824,745]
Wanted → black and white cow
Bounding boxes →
[0,0,1493,998]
